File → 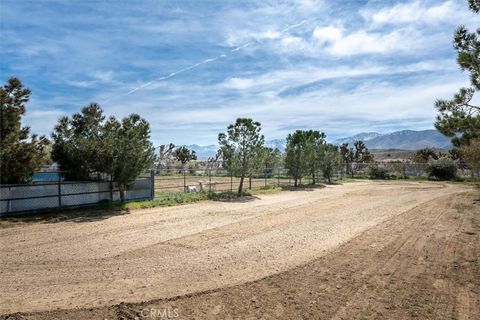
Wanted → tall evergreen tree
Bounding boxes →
[435,0,480,147]
[52,103,106,180]
[0,78,49,184]
[52,104,155,201]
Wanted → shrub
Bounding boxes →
[367,165,390,179]
[426,157,457,180]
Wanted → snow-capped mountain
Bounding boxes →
[333,130,452,150]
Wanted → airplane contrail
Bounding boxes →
[103,20,308,103]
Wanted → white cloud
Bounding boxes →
[218,58,455,96]
[312,26,343,43]
[362,0,466,26]
[280,36,307,49]
[327,29,416,56]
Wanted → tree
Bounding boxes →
[321,144,341,183]
[0,77,49,184]
[174,146,197,166]
[353,140,374,163]
[304,130,326,185]
[261,147,282,173]
[104,114,156,202]
[218,118,264,195]
[52,103,106,180]
[340,143,354,177]
[412,148,440,163]
[435,0,480,147]
[462,138,480,175]
[339,141,373,177]
[52,104,155,202]
[285,130,308,187]
[156,143,176,170]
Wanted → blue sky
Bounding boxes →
[1,0,478,145]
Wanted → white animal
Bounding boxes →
[185,185,197,193]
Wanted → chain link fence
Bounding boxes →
[0,171,154,216]
[2,162,477,216]
[343,162,478,179]
[153,167,339,196]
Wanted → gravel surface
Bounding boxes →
[0,180,471,315]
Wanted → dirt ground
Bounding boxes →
[0,180,478,319]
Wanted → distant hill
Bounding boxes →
[333,132,382,145]
[333,130,452,150]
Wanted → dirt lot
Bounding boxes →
[0,180,478,319]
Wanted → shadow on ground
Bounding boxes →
[280,184,327,192]
[0,206,131,226]
[212,195,260,203]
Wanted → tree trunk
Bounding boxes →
[294,177,298,187]
[312,171,316,185]
[119,184,126,202]
[238,175,244,196]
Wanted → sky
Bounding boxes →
[1,0,478,146]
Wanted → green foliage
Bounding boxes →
[52,103,105,180]
[353,140,374,162]
[0,78,49,184]
[104,114,156,201]
[218,118,264,195]
[412,148,440,163]
[339,140,374,177]
[259,147,282,173]
[321,144,342,183]
[462,138,480,173]
[367,165,390,180]
[435,2,480,147]
[304,130,326,185]
[469,0,480,12]
[52,104,155,201]
[284,130,337,185]
[426,157,458,180]
[284,130,308,186]
[174,146,197,165]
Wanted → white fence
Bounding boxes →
[0,176,154,216]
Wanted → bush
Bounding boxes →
[367,165,390,179]
[426,157,457,180]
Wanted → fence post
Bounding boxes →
[249,174,252,190]
[150,170,155,199]
[230,171,233,192]
[209,169,212,192]
[7,186,11,214]
[183,169,186,193]
[403,163,406,179]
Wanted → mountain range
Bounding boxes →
[184,129,452,158]
[332,130,452,150]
